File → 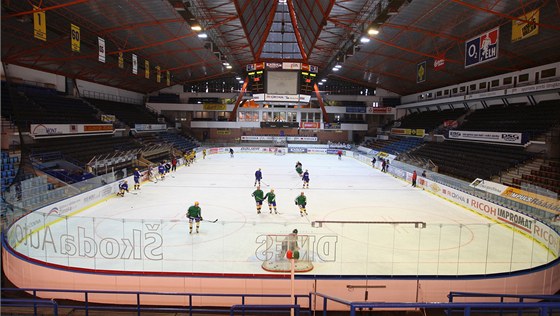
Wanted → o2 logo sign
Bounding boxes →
[465,27,499,68]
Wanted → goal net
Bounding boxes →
[261,234,314,272]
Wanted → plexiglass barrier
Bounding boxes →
[6,214,558,276]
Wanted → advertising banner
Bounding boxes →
[100,114,116,123]
[265,62,282,69]
[512,9,539,42]
[203,104,227,111]
[286,136,317,142]
[465,27,499,68]
[30,124,113,137]
[216,129,231,135]
[469,178,509,195]
[300,122,320,129]
[500,187,560,214]
[434,57,445,71]
[134,124,166,131]
[324,123,341,129]
[391,128,425,137]
[346,107,366,113]
[260,122,299,128]
[288,147,308,153]
[282,62,302,70]
[448,130,523,144]
[416,61,426,83]
[367,107,395,114]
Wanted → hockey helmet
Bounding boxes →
[194,201,199,206]
[292,229,298,234]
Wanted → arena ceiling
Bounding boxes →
[2,0,560,95]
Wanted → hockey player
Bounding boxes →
[158,162,166,180]
[412,170,417,187]
[117,180,129,197]
[229,148,234,158]
[251,186,265,214]
[294,192,307,216]
[371,157,376,168]
[171,157,177,172]
[133,168,141,190]
[337,150,343,160]
[254,168,262,186]
[295,161,303,177]
[164,160,171,174]
[186,201,202,234]
[302,170,310,189]
[280,229,299,259]
[202,149,207,159]
[264,188,277,214]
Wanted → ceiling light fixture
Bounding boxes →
[332,67,339,71]
[367,28,379,35]
[191,25,202,31]
[360,36,370,43]
[321,79,327,82]
[197,33,208,38]
[226,65,232,69]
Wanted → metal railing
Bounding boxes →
[1,288,311,316]
[311,292,560,316]
[1,298,59,316]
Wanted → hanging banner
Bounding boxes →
[156,66,161,83]
[70,24,80,52]
[416,61,426,83]
[132,54,138,74]
[118,52,124,69]
[433,57,445,71]
[166,71,171,86]
[33,5,47,41]
[512,9,539,42]
[144,60,150,79]
[98,37,105,63]
[465,27,499,68]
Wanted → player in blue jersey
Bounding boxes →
[254,168,262,186]
[158,162,166,180]
[117,180,129,197]
[302,170,310,189]
[133,168,141,190]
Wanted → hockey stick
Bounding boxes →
[202,219,218,223]
[260,180,270,187]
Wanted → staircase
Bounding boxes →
[493,158,543,185]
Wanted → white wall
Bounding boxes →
[76,79,144,103]
[2,64,66,92]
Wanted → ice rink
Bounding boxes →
[17,152,550,276]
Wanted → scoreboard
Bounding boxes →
[246,62,318,100]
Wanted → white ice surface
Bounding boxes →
[17,153,551,276]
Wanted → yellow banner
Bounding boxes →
[71,24,80,52]
[166,71,171,86]
[391,128,425,137]
[216,129,231,135]
[203,103,227,111]
[512,9,539,42]
[33,6,47,41]
[501,187,559,214]
[117,52,124,68]
[156,66,161,83]
[145,60,150,79]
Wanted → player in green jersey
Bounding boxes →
[251,186,264,214]
[294,192,307,216]
[186,201,202,234]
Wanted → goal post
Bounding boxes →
[261,234,314,272]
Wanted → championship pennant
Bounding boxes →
[145,60,150,79]
[71,24,80,52]
[416,61,426,83]
[33,5,47,41]
[132,54,138,74]
[156,66,161,83]
[166,71,171,86]
[118,52,124,69]
[98,37,105,63]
